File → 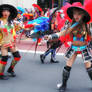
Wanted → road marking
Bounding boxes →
[19,49,82,57]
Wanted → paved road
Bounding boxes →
[0,52,92,92]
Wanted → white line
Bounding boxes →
[18,49,81,57]
[0,49,81,57]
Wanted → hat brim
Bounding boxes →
[67,7,90,23]
[0,4,18,20]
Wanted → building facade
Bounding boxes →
[0,0,37,8]
[37,0,84,9]
[0,0,84,8]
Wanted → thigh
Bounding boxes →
[10,45,17,53]
[84,61,91,68]
[66,53,77,67]
[1,46,8,56]
[82,48,92,68]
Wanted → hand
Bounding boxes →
[44,35,51,40]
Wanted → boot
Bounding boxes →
[59,67,70,92]
[7,67,16,77]
[50,58,59,63]
[7,59,18,77]
[40,54,45,64]
[87,67,92,80]
[0,75,9,80]
[0,63,9,80]
[51,50,59,63]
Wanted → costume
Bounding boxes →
[0,4,21,80]
[40,19,69,64]
[47,1,92,91]
[62,2,92,91]
[40,40,62,63]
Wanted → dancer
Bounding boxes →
[40,12,63,64]
[45,2,92,91]
[40,39,62,63]
[0,4,21,80]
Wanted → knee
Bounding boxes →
[12,51,21,61]
[64,66,71,72]
[85,61,91,69]
[86,65,92,80]
[0,56,9,65]
[62,66,72,79]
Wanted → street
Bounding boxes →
[0,52,92,92]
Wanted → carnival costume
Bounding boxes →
[0,4,21,80]
[40,40,62,63]
[46,1,92,91]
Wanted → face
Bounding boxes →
[73,9,84,22]
[2,10,10,18]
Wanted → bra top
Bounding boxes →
[73,36,84,42]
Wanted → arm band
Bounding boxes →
[50,33,59,40]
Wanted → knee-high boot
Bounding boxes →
[7,51,21,77]
[40,48,52,63]
[87,66,92,80]
[59,66,71,91]
[0,56,9,80]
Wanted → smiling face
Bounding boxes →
[73,9,84,22]
[2,10,10,19]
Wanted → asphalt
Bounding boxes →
[0,52,92,92]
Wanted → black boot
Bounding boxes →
[7,67,16,77]
[0,75,9,80]
[40,54,45,64]
[87,67,92,80]
[50,58,59,63]
[59,66,71,92]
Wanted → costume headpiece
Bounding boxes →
[67,2,90,23]
[0,4,17,20]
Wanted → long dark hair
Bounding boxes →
[8,16,13,26]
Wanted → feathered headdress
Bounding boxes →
[32,4,43,12]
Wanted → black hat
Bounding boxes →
[0,4,18,20]
[67,6,90,23]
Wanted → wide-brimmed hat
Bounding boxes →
[67,2,91,23]
[0,4,18,20]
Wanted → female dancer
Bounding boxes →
[45,3,92,91]
[0,4,21,80]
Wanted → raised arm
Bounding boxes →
[45,22,79,40]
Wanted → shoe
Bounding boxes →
[50,59,59,63]
[59,84,67,92]
[40,54,45,64]
[0,75,9,80]
[7,68,16,77]
[58,68,70,92]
